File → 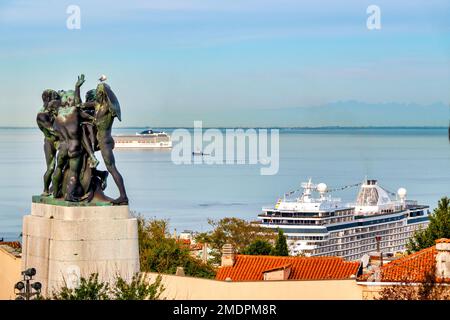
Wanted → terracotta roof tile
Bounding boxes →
[263,263,291,273]
[0,241,21,249]
[176,239,193,249]
[359,238,450,283]
[216,255,360,281]
[190,243,203,251]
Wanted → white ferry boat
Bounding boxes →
[113,129,172,149]
[258,179,430,261]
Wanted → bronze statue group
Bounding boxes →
[36,74,128,205]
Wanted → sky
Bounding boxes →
[0,0,449,127]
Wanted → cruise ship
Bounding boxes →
[113,129,172,149]
[258,179,430,261]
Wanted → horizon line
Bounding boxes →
[1,125,447,130]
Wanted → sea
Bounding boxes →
[0,127,449,241]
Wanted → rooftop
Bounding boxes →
[359,238,450,283]
[0,241,22,258]
[216,255,360,282]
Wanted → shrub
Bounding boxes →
[51,273,164,300]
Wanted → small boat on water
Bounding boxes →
[113,129,172,149]
[192,151,210,156]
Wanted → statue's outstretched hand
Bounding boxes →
[76,74,85,87]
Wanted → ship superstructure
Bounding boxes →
[258,179,430,261]
[113,129,172,149]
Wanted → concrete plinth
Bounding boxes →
[21,200,140,296]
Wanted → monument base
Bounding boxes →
[21,199,140,297]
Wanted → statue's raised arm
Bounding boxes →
[74,74,85,106]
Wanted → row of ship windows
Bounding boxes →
[289,236,325,241]
[262,216,353,225]
[329,221,405,237]
[316,239,409,256]
[263,219,321,225]
[265,208,422,220]
[309,228,423,256]
[328,223,425,244]
[310,225,425,249]
[263,213,412,227]
[265,209,353,218]
[315,232,411,249]
[327,217,353,224]
[330,210,354,217]
[344,246,406,260]
[327,230,408,245]
[344,245,406,260]
[287,224,422,245]
[265,211,355,219]
[116,140,163,143]
[277,220,427,238]
[316,232,411,249]
[410,210,425,217]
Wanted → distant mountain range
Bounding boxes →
[238,101,450,127]
[8,100,448,128]
[132,100,450,128]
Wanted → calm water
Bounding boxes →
[1,127,449,240]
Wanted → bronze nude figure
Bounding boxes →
[36,74,128,205]
[36,89,60,196]
[91,82,128,204]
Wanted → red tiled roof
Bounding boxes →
[190,243,203,251]
[263,263,292,273]
[0,241,21,250]
[359,238,450,283]
[216,255,360,281]
[176,239,192,248]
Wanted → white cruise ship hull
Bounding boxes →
[259,179,430,261]
[261,208,429,261]
[113,133,172,149]
[114,141,172,149]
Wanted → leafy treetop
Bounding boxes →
[407,197,450,253]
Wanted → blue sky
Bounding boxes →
[0,0,449,126]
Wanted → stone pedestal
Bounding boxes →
[21,199,140,296]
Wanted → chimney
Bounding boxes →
[375,235,383,266]
[201,243,208,263]
[175,267,185,276]
[435,239,450,279]
[263,265,291,281]
[221,243,235,267]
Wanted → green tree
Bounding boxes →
[52,273,110,300]
[112,274,164,300]
[138,216,216,278]
[195,217,275,263]
[271,229,289,256]
[407,197,450,253]
[51,273,164,300]
[242,239,273,255]
[52,274,110,300]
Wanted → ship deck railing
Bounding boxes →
[259,212,322,218]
